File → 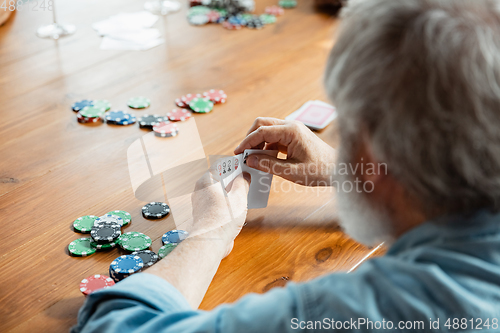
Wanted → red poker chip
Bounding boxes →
[80,274,115,296]
[175,98,187,108]
[222,21,242,30]
[166,109,192,121]
[203,89,227,104]
[77,113,102,123]
[153,121,179,135]
[206,10,220,23]
[265,5,284,16]
[181,93,201,104]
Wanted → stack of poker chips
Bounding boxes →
[186,0,293,30]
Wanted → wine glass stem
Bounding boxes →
[52,0,57,25]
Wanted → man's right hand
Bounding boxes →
[234,117,336,186]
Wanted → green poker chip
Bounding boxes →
[214,8,227,17]
[73,215,100,233]
[127,96,151,109]
[241,13,255,21]
[260,14,277,24]
[107,210,132,226]
[158,243,177,259]
[279,0,297,8]
[90,240,117,251]
[68,238,96,257]
[92,100,111,111]
[188,97,214,113]
[118,232,152,252]
[80,106,105,118]
[187,5,211,16]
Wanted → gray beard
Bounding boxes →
[335,158,395,247]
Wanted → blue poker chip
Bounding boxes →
[105,111,137,126]
[72,100,93,112]
[228,15,246,25]
[110,255,144,274]
[162,230,189,245]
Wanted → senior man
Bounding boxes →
[73,0,500,332]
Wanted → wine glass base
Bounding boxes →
[144,0,181,15]
[36,23,76,40]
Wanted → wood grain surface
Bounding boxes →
[0,1,384,332]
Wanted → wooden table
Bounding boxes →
[0,1,384,331]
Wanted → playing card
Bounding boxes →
[241,149,278,209]
[285,100,337,130]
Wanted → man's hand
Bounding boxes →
[190,171,249,257]
[234,117,336,186]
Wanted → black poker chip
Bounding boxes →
[90,222,121,244]
[246,18,264,29]
[142,202,170,219]
[138,114,164,129]
[131,250,158,268]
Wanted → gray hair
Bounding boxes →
[325,0,500,214]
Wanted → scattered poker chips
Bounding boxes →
[109,255,144,282]
[118,232,152,252]
[260,13,277,24]
[73,215,99,233]
[72,100,93,112]
[80,274,115,296]
[142,202,170,219]
[127,97,151,109]
[189,97,214,113]
[158,243,177,259]
[131,250,158,268]
[92,100,112,111]
[107,210,132,226]
[90,222,121,244]
[105,111,137,125]
[153,121,179,138]
[162,230,189,245]
[138,114,164,129]
[203,89,227,104]
[265,5,284,16]
[279,0,297,8]
[68,238,96,257]
[166,109,192,122]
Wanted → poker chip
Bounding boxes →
[118,232,152,252]
[90,240,117,250]
[187,5,212,16]
[153,121,179,137]
[162,230,189,245]
[68,237,96,257]
[260,14,277,24]
[142,202,170,219]
[265,5,284,16]
[189,97,214,113]
[72,100,93,112]
[203,89,227,104]
[92,100,112,111]
[73,215,100,233]
[109,255,144,282]
[222,21,242,30]
[90,222,121,244]
[131,250,158,267]
[80,106,105,118]
[105,111,137,125]
[246,17,264,29]
[166,109,192,122]
[206,10,221,23]
[228,14,246,25]
[158,243,177,259]
[175,98,187,108]
[96,214,124,227]
[106,210,132,226]
[76,112,103,124]
[127,97,150,109]
[138,114,164,129]
[80,274,115,296]
[189,14,210,25]
[180,93,202,106]
[279,0,297,8]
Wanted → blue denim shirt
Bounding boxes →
[72,210,500,332]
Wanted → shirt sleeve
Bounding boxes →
[71,272,309,333]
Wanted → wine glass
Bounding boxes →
[144,0,181,16]
[36,0,75,39]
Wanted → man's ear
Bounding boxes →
[357,131,386,184]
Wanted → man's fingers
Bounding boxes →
[235,125,293,154]
[245,117,286,136]
[245,154,292,176]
